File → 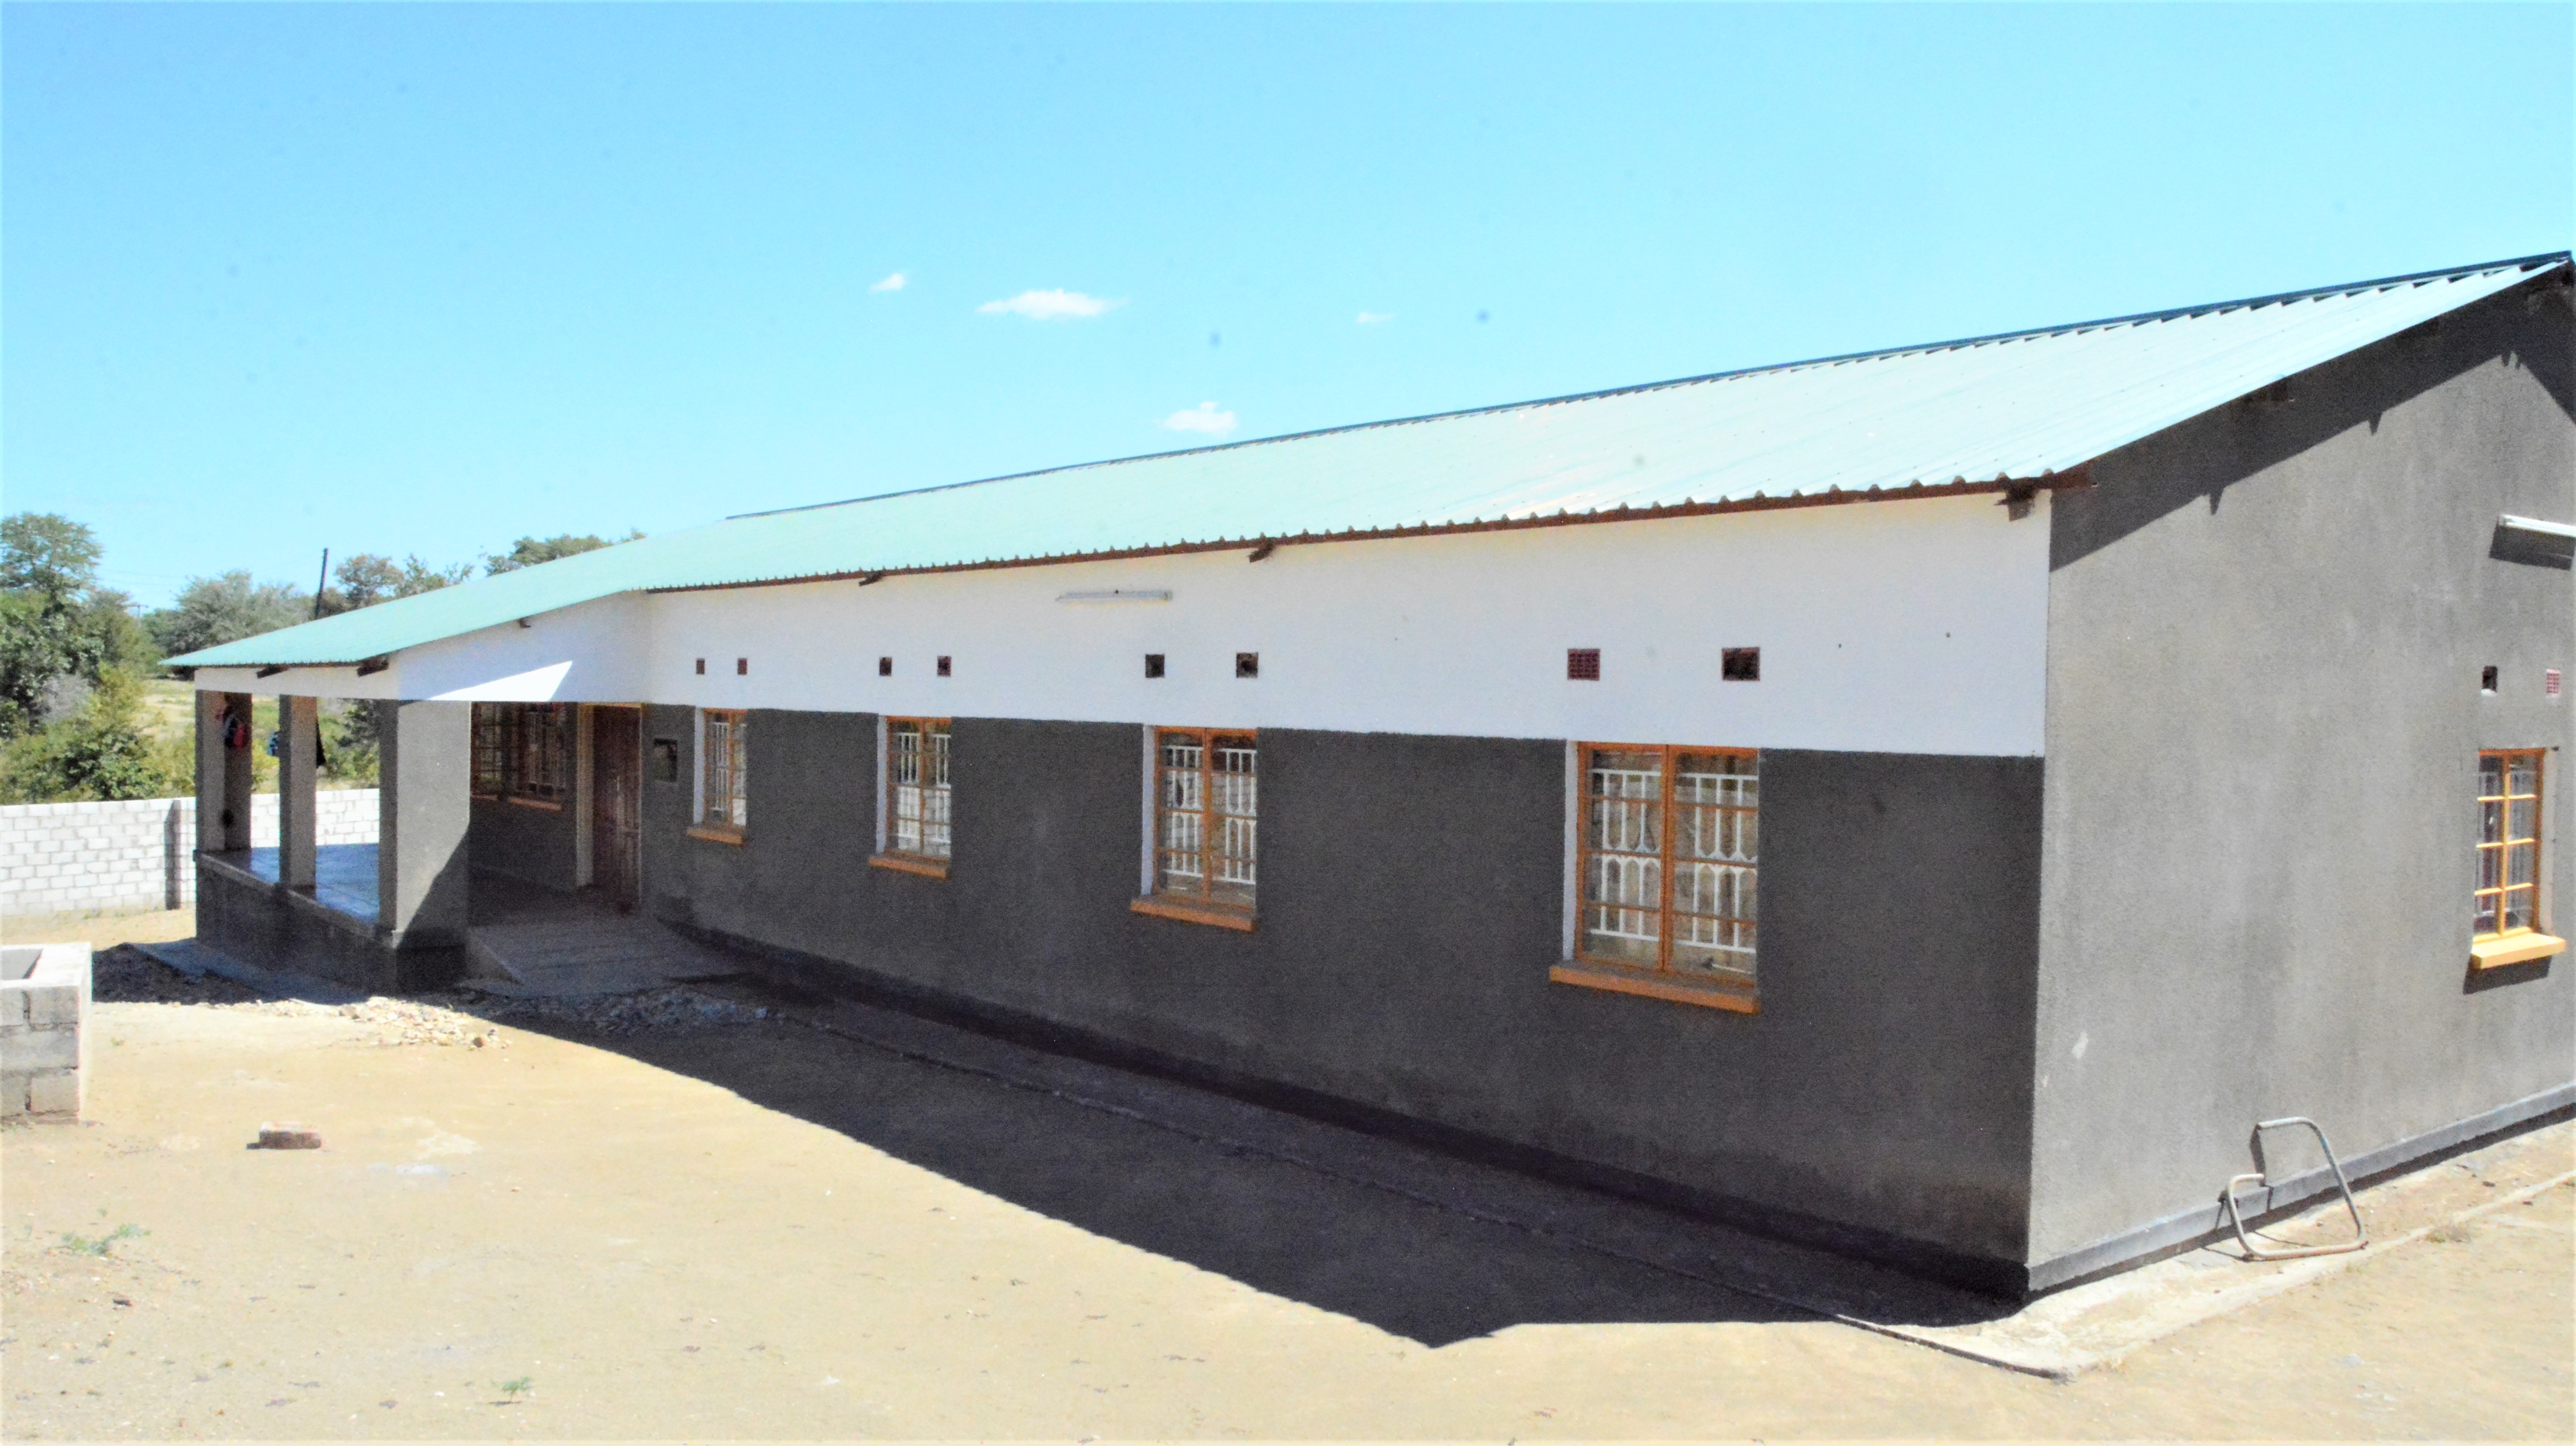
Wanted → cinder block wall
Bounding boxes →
[0,790,380,917]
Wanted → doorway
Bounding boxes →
[590,705,644,911]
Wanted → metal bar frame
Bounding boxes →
[882,716,953,861]
[1574,741,1758,978]
[1154,726,1255,911]
[699,708,748,833]
[2222,1116,2369,1261]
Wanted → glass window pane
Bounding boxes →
[1581,851,1661,967]
[922,783,951,859]
[1578,744,1758,981]
[2474,752,2543,939]
[2506,841,2537,887]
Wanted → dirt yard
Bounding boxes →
[2,933,2570,1439]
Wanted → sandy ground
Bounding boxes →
[4,908,200,951]
[1,933,2570,1439]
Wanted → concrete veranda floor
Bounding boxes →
[1,930,2570,1440]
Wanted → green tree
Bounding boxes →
[322,699,380,787]
[0,666,183,802]
[0,513,103,597]
[0,513,150,738]
[316,553,464,776]
[145,571,311,659]
[484,530,641,575]
[333,552,471,611]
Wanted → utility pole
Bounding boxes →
[312,548,330,619]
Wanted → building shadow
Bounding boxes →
[100,937,2014,1346]
[481,975,2018,1347]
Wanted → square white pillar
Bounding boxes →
[278,695,319,890]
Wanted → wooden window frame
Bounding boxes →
[470,702,568,810]
[1131,726,1257,930]
[690,708,749,844]
[470,703,506,799]
[1553,741,1760,1013]
[871,717,953,879]
[2474,748,2563,968]
[509,703,571,808]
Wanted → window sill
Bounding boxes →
[869,852,950,880]
[2471,932,2567,969]
[1551,959,1759,1014]
[685,824,746,846]
[505,795,565,812]
[1130,896,1255,932]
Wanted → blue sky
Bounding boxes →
[5,3,2569,607]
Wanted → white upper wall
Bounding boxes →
[191,593,653,705]
[197,493,2052,756]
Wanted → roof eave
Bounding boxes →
[651,469,2092,596]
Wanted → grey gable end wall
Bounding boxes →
[2030,275,2576,1283]
[639,703,2043,1285]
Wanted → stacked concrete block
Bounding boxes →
[0,943,90,1118]
[0,790,380,918]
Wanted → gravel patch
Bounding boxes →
[92,944,266,1004]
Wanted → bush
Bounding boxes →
[324,699,380,786]
[0,667,189,803]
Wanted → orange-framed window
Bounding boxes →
[885,718,953,861]
[470,704,506,799]
[2478,750,2543,940]
[1577,744,1758,984]
[700,709,748,834]
[1154,727,1257,911]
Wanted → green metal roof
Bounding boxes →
[173,252,2567,669]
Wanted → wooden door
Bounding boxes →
[591,706,643,911]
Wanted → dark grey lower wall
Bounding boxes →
[468,796,578,893]
[195,855,462,993]
[640,706,2044,1282]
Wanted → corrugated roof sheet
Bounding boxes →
[173,252,2568,668]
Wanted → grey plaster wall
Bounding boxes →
[2031,274,2576,1275]
[376,700,473,946]
[194,858,462,993]
[638,705,2044,1277]
[468,798,579,893]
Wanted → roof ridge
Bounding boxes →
[730,251,2571,523]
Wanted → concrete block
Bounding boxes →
[25,1070,76,1116]
[26,974,85,1021]
[0,993,23,1027]
[4,1028,77,1070]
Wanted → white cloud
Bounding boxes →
[978,289,1123,320]
[870,272,907,292]
[1355,310,1395,325]
[1161,401,1238,436]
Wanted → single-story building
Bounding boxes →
[171,252,2573,1296]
